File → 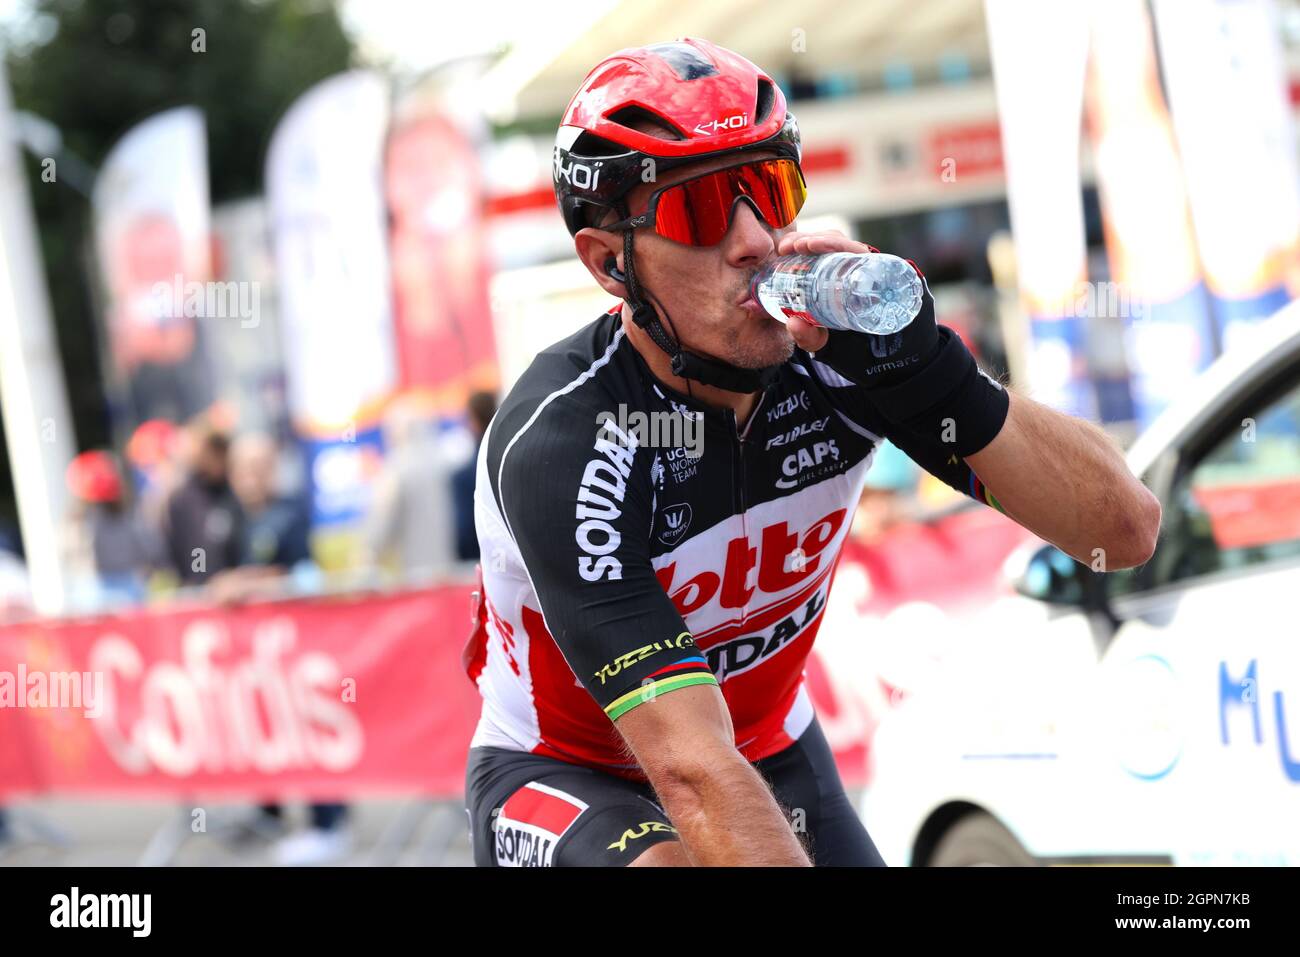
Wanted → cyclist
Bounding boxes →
[463,37,1160,867]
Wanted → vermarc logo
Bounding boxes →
[658,503,693,545]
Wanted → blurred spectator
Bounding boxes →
[257,799,350,866]
[216,432,345,864]
[452,390,498,562]
[162,419,243,587]
[208,433,317,603]
[62,450,161,610]
[231,434,309,564]
[364,399,460,582]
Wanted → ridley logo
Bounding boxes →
[658,503,693,545]
[765,416,830,450]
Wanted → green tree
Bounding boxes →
[0,0,354,538]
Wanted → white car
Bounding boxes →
[860,302,1300,866]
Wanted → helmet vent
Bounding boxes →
[644,41,720,81]
[568,131,625,157]
[755,79,775,124]
[606,105,686,140]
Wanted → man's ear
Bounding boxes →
[574,227,626,297]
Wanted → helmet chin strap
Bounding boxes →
[620,228,781,395]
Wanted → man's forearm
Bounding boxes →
[965,390,1161,569]
[776,229,1157,568]
[657,752,810,866]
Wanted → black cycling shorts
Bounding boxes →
[464,718,886,867]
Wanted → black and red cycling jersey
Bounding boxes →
[464,300,1000,780]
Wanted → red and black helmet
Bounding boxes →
[553,37,802,236]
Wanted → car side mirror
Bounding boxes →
[1013,544,1086,606]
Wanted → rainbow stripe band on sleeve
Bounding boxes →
[644,655,708,680]
[969,471,1006,514]
[604,669,719,721]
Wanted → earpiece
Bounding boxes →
[605,258,626,282]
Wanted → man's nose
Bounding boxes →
[724,198,775,267]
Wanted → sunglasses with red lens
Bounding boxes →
[598,157,807,247]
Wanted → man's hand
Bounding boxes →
[207,566,285,606]
[775,229,864,353]
[774,230,941,388]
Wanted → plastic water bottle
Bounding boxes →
[751,252,924,335]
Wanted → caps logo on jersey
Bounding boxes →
[775,438,843,489]
[658,503,693,545]
[494,782,589,867]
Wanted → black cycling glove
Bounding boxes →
[810,293,1010,457]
